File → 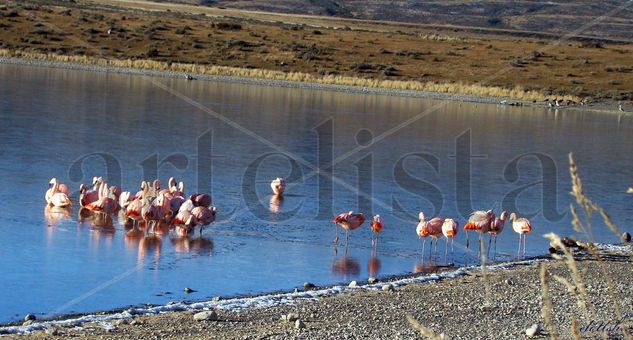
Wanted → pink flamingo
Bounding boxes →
[171,181,185,198]
[441,218,458,259]
[86,182,118,216]
[190,193,212,208]
[192,206,216,235]
[79,184,99,207]
[270,177,286,196]
[488,210,508,257]
[173,209,198,236]
[45,178,72,207]
[159,177,177,196]
[510,213,532,258]
[369,215,384,248]
[143,193,170,235]
[463,210,494,250]
[332,211,366,246]
[416,212,444,257]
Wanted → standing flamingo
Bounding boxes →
[192,206,216,235]
[79,184,99,207]
[173,209,198,236]
[416,212,444,257]
[441,218,458,260]
[190,193,212,208]
[488,210,508,258]
[86,182,118,216]
[45,178,72,207]
[270,177,286,196]
[369,215,384,248]
[510,213,532,258]
[332,211,365,246]
[463,210,494,251]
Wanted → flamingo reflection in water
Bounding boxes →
[171,236,214,256]
[44,205,71,227]
[368,255,381,278]
[331,255,361,277]
[269,194,283,214]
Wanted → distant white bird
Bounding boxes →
[619,104,624,112]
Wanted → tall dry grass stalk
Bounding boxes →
[544,233,589,315]
[406,315,448,340]
[562,153,631,339]
[539,263,558,340]
[0,48,579,102]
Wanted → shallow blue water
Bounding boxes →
[0,63,631,323]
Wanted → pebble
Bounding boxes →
[349,280,358,287]
[24,314,36,321]
[212,296,221,302]
[622,232,631,243]
[368,277,378,284]
[382,284,395,292]
[113,319,129,326]
[286,313,300,322]
[525,324,541,337]
[45,328,59,336]
[505,279,513,285]
[184,287,195,293]
[304,282,315,289]
[295,319,305,329]
[22,320,33,326]
[193,310,218,321]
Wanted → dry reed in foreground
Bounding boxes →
[0,49,577,102]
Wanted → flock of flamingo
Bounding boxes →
[45,176,533,259]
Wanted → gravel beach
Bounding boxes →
[6,245,632,339]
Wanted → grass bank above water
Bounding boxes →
[0,49,575,102]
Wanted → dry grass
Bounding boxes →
[0,48,568,101]
[3,1,633,101]
[539,154,632,339]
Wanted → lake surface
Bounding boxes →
[0,63,631,323]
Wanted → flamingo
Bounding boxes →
[159,177,177,196]
[192,206,216,235]
[45,178,72,207]
[332,211,365,246]
[143,192,171,235]
[416,212,443,257]
[488,210,508,258]
[463,210,494,251]
[270,177,286,196]
[190,193,212,208]
[510,213,532,258]
[369,215,384,248]
[86,182,118,216]
[79,183,99,207]
[171,181,185,198]
[441,218,458,260]
[119,191,133,209]
[173,209,198,236]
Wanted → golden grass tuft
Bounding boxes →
[539,263,558,340]
[0,48,578,102]
[406,315,448,340]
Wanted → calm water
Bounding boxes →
[0,64,632,323]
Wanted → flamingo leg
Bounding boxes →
[345,230,349,245]
[444,238,448,263]
[517,234,522,258]
[494,236,498,260]
[333,226,339,245]
[523,234,527,257]
[465,231,470,249]
[421,238,426,258]
[487,235,492,259]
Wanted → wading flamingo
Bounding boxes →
[190,193,212,208]
[416,212,444,257]
[46,178,71,206]
[370,215,384,248]
[488,210,507,258]
[270,177,286,196]
[332,211,365,246]
[143,193,170,235]
[192,206,216,235]
[441,218,458,259]
[510,213,532,258]
[86,182,118,216]
[463,210,494,251]
[173,209,198,236]
[79,184,99,207]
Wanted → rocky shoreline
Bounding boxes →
[3,244,632,339]
[0,56,625,114]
